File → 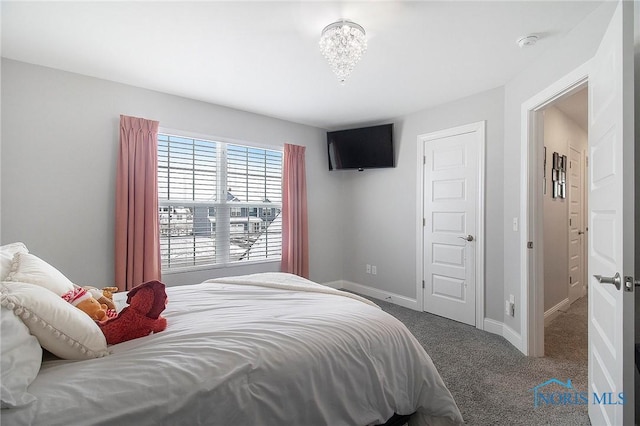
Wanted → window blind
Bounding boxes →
[158,134,282,270]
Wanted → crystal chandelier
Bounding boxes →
[319,19,367,83]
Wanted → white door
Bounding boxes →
[587,2,634,424]
[421,123,482,326]
[568,145,585,303]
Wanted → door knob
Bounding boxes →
[458,235,474,242]
[593,272,621,290]
[578,230,584,235]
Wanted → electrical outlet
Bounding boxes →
[366,264,371,274]
[371,265,377,275]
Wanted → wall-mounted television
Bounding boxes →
[327,123,394,171]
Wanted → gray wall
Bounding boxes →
[502,1,616,335]
[1,59,343,287]
[338,86,505,322]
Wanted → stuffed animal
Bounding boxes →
[83,286,118,311]
[61,281,168,345]
[101,287,119,303]
[62,287,109,321]
[97,280,168,345]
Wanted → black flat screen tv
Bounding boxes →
[327,123,394,171]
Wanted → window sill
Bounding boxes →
[162,258,281,276]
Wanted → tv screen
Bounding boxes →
[327,123,394,171]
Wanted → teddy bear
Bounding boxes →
[61,280,168,345]
[62,287,110,321]
[82,286,118,311]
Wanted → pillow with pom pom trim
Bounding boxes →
[0,242,28,281]
[5,252,75,296]
[0,282,109,360]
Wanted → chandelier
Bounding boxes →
[319,19,367,83]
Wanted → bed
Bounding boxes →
[1,245,463,426]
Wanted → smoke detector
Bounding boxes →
[517,35,539,48]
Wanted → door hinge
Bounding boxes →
[423,156,426,165]
[527,241,533,249]
[422,280,425,289]
[423,218,426,227]
[569,218,572,226]
[569,276,572,284]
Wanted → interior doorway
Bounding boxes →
[520,64,590,358]
[416,121,486,329]
[540,87,589,361]
[522,5,634,422]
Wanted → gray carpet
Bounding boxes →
[370,296,589,425]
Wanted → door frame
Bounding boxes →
[521,62,590,357]
[416,121,486,329]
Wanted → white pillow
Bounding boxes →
[0,303,42,408]
[5,252,75,296]
[0,242,28,281]
[0,282,109,360]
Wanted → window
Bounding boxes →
[158,133,283,270]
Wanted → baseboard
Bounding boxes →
[544,298,570,327]
[483,318,524,353]
[502,324,523,351]
[483,318,504,335]
[325,280,419,311]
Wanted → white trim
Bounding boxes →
[416,137,426,312]
[158,126,284,153]
[519,61,590,356]
[337,280,419,310]
[476,123,486,330]
[483,318,523,350]
[416,121,486,329]
[502,323,523,350]
[162,259,280,275]
[544,298,571,327]
[483,318,504,336]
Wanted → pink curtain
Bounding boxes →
[115,115,161,291]
[281,144,309,278]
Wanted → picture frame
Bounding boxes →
[550,151,568,199]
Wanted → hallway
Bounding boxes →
[545,296,588,363]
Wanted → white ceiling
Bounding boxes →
[554,87,588,131]
[1,1,602,130]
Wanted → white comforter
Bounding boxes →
[3,273,463,426]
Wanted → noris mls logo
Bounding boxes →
[529,378,626,407]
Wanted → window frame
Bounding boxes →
[158,127,283,274]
